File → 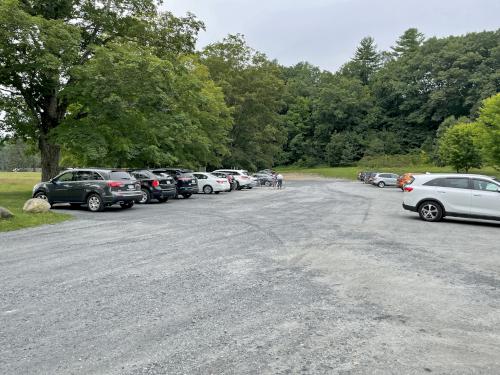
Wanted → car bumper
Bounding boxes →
[402,203,417,212]
[106,191,142,204]
[178,186,198,194]
[152,189,176,200]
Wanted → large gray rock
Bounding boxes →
[0,206,14,219]
[23,198,51,213]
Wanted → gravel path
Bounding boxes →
[1,179,499,374]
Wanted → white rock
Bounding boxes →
[23,198,51,213]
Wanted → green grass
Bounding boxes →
[0,172,72,232]
[277,165,499,180]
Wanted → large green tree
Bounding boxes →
[0,0,211,180]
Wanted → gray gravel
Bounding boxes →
[1,179,499,374]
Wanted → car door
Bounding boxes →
[49,171,76,203]
[389,174,399,186]
[72,171,95,202]
[470,179,500,218]
[435,177,472,214]
[193,173,207,192]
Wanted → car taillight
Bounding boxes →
[107,181,124,188]
[404,186,413,192]
[241,176,249,179]
[152,180,159,187]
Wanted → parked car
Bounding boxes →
[151,168,198,199]
[211,171,237,191]
[363,172,378,184]
[212,169,252,190]
[397,173,420,191]
[32,169,141,212]
[193,172,231,194]
[372,173,399,188]
[129,169,176,204]
[253,173,274,186]
[257,169,273,175]
[403,174,500,222]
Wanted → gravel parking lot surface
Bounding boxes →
[1,179,499,374]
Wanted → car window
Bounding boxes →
[194,174,206,179]
[91,172,104,180]
[56,172,74,182]
[75,171,92,181]
[425,178,470,189]
[110,171,133,180]
[472,179,499,192]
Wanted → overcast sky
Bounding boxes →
[163,0,500,71]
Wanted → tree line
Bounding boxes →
[0,1,499,180]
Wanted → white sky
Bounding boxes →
[163,0,500,71]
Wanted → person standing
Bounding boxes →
[276,173,283,189]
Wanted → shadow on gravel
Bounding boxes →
[405,215,500,228]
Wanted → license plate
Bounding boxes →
[191,180,196,184]
[128,185,135,190]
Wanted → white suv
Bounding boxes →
[403,174,500,222]
[212,169,252,190]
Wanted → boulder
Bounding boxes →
[0,206,14,219]
[23,198,51,213]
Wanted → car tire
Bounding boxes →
[203,185,213,194]
[377,181,385,188]
[182,193,192,199]
[87,193,104,212]
[137,189,151,204]
[120,202,134,209]
[418,201,443,222]
[158,197,168,203]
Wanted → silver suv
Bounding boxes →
[403,174,500,222]
[372,173,399,188]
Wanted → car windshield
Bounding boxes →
[110,171,133,180]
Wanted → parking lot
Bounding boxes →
[1,178,499,374]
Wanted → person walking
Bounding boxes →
[271,172,277,188]
[276,173,283,189]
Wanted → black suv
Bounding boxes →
[129,170,176,204]
[151,168,198,199]
[32,169,141,212]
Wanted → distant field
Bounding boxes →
[278,165,499,180]
[0,172,72,232]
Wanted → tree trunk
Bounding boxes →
[39,133,61,182]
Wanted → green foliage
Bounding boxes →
[202,34,286,170]
[476,93,500,168]
[438,123,483,172]
[56,44,231,169]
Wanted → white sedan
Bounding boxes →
[193,172,230,194]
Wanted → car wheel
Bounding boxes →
[377,181,385,188]
[418,201,443,222]
[34,191,52,207]
[120,202,134,209]
[87,193,104,212]
[137,189,151,204]
[203,185,213,194]
[182,193,192,199]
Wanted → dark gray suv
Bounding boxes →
[32,169,142,212]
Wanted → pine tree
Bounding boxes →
[392,28,424,57]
